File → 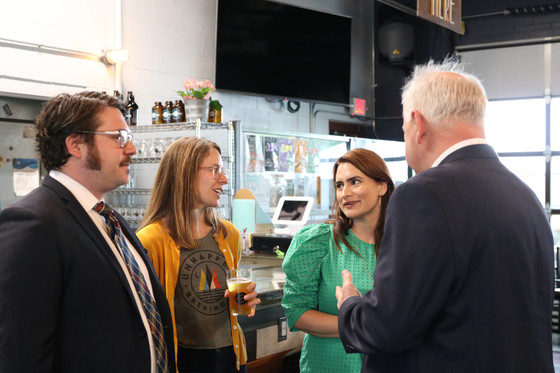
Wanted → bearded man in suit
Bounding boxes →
[0,91,176,373]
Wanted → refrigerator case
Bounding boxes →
[237,127,407,225]
[239,128,349,223]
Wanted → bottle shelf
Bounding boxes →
[112,187,233,197]
[131,122,229,133]
[112,188,152,195]
[131,155,231,164]
[107,122,235,221]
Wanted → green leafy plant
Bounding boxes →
[177,77,215,100]
[209,98,222,110]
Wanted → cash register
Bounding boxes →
[251,196,314,254]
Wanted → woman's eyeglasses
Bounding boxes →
[199,166,230,179]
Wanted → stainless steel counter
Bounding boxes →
[237,254,304,361]
[240,254,285,309]
[240,254,285,292]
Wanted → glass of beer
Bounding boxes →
[226,268,253,316]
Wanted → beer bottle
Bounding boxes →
[208,100,223,123]
[163,101,173,124]
[172,101,180,123]
[113,90,123,101]
[175,100,186,123]
[152,101,163,124]
[124,91,139,126]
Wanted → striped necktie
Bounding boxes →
[95,201,168,373]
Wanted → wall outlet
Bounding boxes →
[278,316,287,341]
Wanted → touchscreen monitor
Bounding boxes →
[271,196,314,227]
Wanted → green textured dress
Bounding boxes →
[281,223,376,373]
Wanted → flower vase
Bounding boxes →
[183,98,210,123]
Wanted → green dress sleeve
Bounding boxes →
[281,223,333,331]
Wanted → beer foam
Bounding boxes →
[227,277,251,283]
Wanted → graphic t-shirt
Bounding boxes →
[174,229,233,349]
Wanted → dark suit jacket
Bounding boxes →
[0,175,176,373]
[339,144,555,372]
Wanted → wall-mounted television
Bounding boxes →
[216,0,352,105]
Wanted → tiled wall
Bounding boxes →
[119,0,340,133]
[0,0,356,134]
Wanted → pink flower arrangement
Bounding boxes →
[177,77,215,100]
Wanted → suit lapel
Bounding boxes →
[42,175,139,304]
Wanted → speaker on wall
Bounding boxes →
[378,18,414,66]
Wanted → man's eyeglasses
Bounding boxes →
[200,166,230,179]
[79,129,133,148]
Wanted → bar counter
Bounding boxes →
[240,253,286,308]
[237,253,303,368]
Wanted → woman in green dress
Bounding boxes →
[281,148,395,373]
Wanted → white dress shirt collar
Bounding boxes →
[49,170,102,209]
[431,138,488,168]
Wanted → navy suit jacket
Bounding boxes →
[339,144,554,372]
[0,175,176,373]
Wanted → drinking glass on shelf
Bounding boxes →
[146,138,155,158]
[123,166,135,189]
[164,137,174,152]
[138,206,146,220]
[131,205,140,220]
[119,205,130,219]
[135,138,147,159]
[152,138,164,158]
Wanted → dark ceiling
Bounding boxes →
[392,0,560,18]
[375,0,560,51]
[372,0,560,141]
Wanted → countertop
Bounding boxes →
[240,254,285,308]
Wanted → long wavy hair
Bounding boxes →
[330,148,395,257]
[137,136,227,249]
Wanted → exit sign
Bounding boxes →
[352,98,366,117]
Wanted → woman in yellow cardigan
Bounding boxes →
[137,136,260,373]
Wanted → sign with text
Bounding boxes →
[417,0,462,34]
[352,98,366,117]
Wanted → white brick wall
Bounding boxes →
[0,0,116,96]
[0,0,353,134]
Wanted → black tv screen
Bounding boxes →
[216,0,352,105]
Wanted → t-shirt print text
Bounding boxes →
[179,250,228,315]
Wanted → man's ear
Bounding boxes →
[65,134,86,159]
[411,110,427,144]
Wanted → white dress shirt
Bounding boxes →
[432,138,489,168]
[50,170,158,373]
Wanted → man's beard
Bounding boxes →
[86,144,102,170]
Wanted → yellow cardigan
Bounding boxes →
[137,220,247,370]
